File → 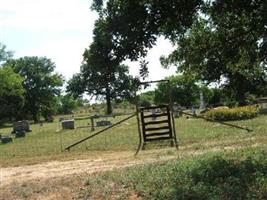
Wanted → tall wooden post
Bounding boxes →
[90,117,95,131]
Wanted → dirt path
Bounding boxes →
[1,136,265,189]
[0,151,175,188]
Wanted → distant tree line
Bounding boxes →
[139,74,260,109]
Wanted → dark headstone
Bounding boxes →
[62,120,75,129]
[15,130,26,138]
[13,120,31,133]
[0,135,13,144]
[96,120,112,127]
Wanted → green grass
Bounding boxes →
[80,147,267,200]
[0,113,266,167]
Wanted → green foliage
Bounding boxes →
[0,43,13,64]
[92,0,203,61]
[155,75,200,107]
[92,1,267,104]
[40,96,59,121]
[203,105,259,121]
[139,91,155,107]
[57,95,79,114]
[82,148,267,200]
[161,1,267,103]
[68,17,136,114]
[4,56,64,122]
[0,67,25,121]
[208,88,224,106]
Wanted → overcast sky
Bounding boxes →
[0,0,176,84]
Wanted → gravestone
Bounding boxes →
[15,130,25,138]
[0,135,13,144]
[62,120,75,129]
[96,120,112,127]
[12,120,31,133]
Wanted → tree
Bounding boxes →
[57,95,79,115]
[140,91,155,107]
[0,43,13,64]
[4,57,64,122]
[154,75,200,107]
[0,67,25,121]
[67,18,136,114]
[91,0,267,104]
[91,0,203,61]
[67,63,135,114]
[161,1,267,103]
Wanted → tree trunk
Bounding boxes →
[30,106,39,123]
[32,112,39,123]
[106,85,113,115]
[234,75,246,106]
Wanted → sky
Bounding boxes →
[0,0,176,85]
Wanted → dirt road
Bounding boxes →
[0,150,177,188]
[1,136,265,189]
[0,136,265,200]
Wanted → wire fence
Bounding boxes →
[0,103,261,162]
[0,111,139,161]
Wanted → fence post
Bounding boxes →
[91,117,95,131]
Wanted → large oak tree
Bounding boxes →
[162,0,267,103]
[91,0,267,103]
[67,18,136,114]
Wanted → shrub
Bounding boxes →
[203,105,259,121]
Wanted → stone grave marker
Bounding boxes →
[96,120,112,127]
[13,120,31,133]
[15,130,25,138]
[62,119,75,129]
[0,135,13,144]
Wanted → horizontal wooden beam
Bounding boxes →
[145,131,171,138]
[144,136,172,142]
[145,126,170,131]
[143,113,168,119]
[144,120,169,125]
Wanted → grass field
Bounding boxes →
[1,113,266,200]
[79,147,267,200]
[0,112,266,167]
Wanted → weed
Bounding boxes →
[81,147,267,199]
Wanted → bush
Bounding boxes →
[203,105,259,121]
